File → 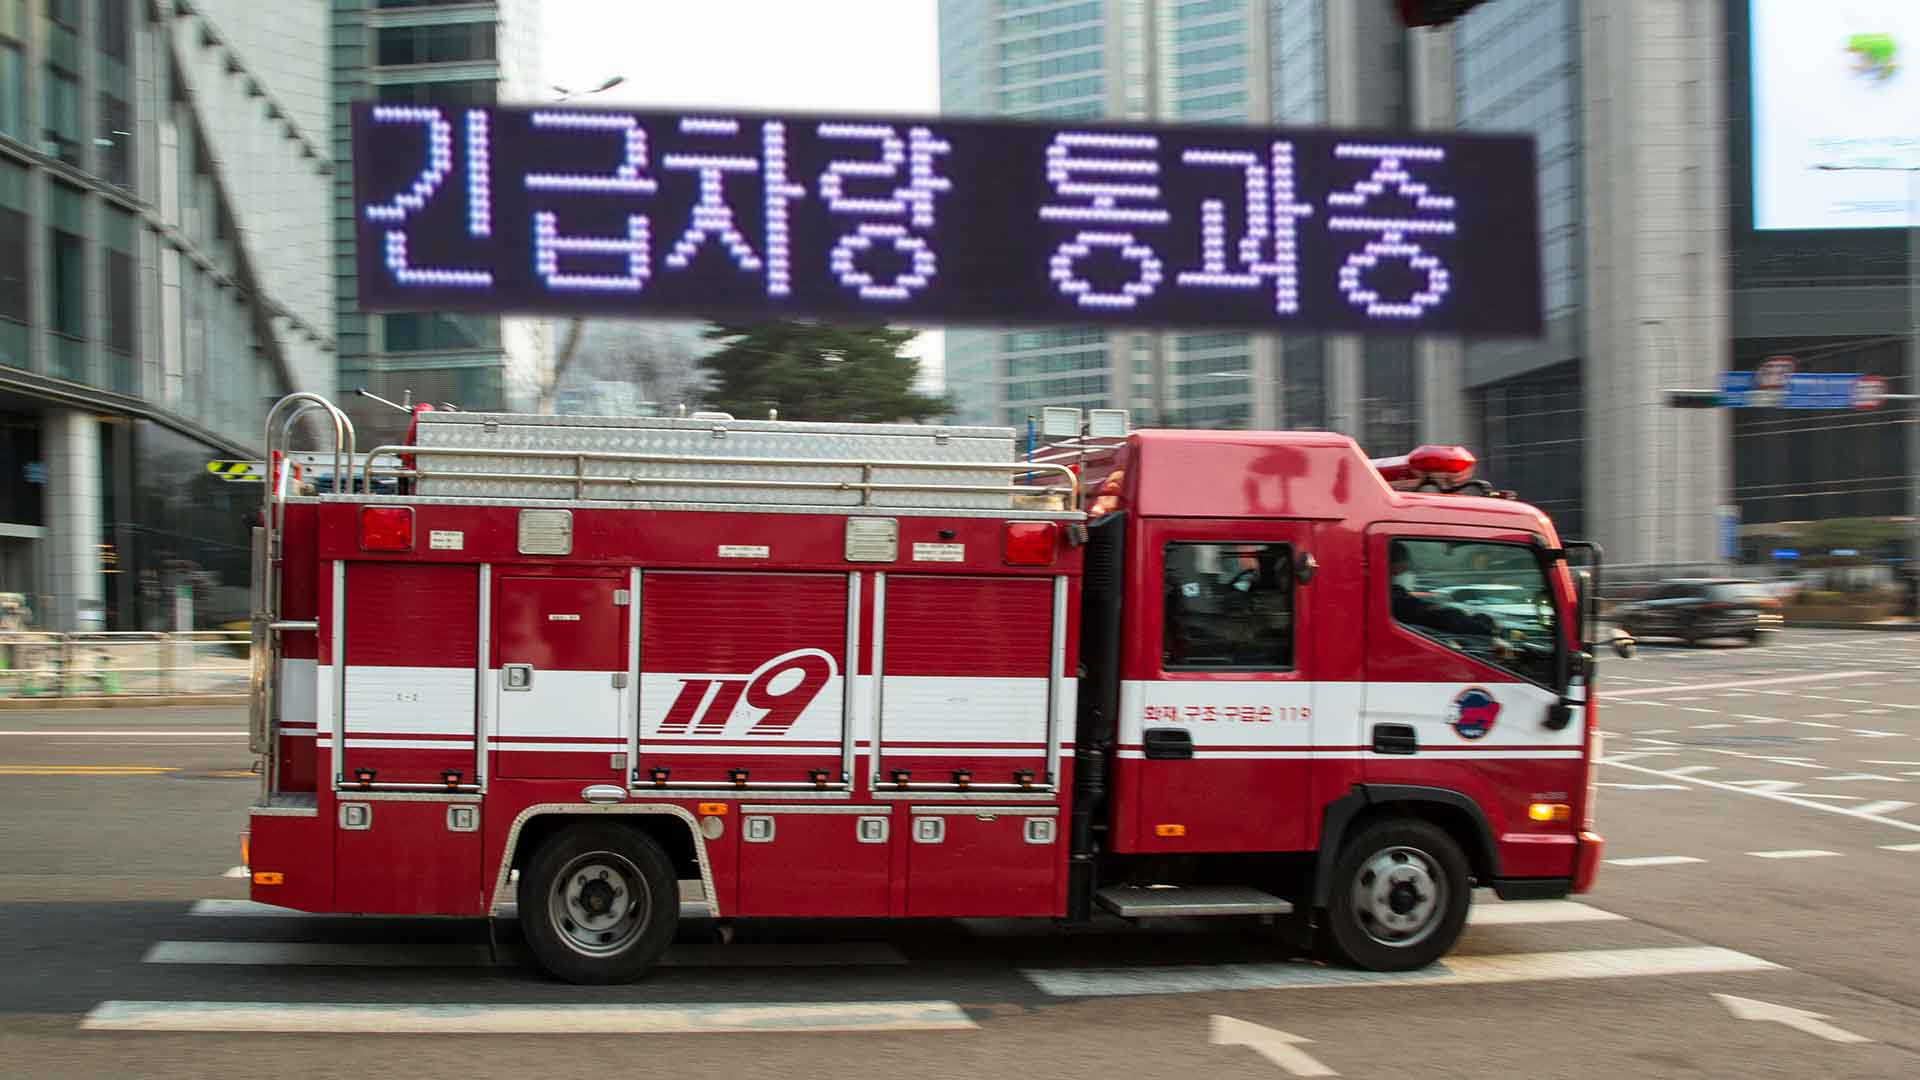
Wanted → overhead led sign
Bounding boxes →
[352,104,1542,335]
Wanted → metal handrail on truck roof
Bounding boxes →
[359,443,1083,511]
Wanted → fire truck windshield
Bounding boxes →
[1390,539,1560,687]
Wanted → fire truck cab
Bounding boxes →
[245,394,1604,983]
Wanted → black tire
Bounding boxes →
[1319,818,1472,972]
[1743,629,1763,645]
[519,821,678,984]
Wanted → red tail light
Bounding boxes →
[359,506,415,552]
[1004,522,1058,566]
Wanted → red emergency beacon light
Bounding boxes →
[1371,445,1477,491]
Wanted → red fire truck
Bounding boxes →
[243,393,1605,983]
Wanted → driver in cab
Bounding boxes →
[1389,541,1499,641]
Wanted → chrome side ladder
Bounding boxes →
[252,395,355,797]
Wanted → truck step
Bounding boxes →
[1096,884,1294,919]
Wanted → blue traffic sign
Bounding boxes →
[1719,371,1871,408]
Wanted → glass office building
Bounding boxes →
[0,0,333,629]
[332,0,549,446]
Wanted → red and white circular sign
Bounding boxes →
[1754,355,1796,391]
[1853,374,1887,410]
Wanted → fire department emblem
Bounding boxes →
[1446,687,1501,740]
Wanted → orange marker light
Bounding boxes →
[1528,803,1572,823]
[252,871,284,886]
[697,802,729,816]
[1154,824,1187,838]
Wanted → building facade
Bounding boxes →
[0,0,333,629]
[936,0,1734,569]
[934,0,1438,444]
[1723,0,1914,553]
[331,0,548,445]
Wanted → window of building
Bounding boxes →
[103,207,135,384]
[376,79,497,106]
[0,158,26,369]
[376,22,496,66]
[47,187,86,381]
[1162,541,1293,670]
[44,69,80,165]
[95,0,132,188]
[0,0,24,141]
[1387,538,1558,687]
[382,312,499,352]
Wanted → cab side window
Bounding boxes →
[1388,538,1558,686]
[1162,542,1294,671]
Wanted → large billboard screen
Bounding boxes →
[352,104,1541,335]
[1752,0,1920,231]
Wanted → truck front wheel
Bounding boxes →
[519,821,678,984]
[1320,818,1471,971]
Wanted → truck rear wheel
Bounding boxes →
[519,821,678,984]
[1320,818,1471,972]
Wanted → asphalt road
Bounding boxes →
[3,629,1919,1078]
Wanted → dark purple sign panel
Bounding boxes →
[352,104,1541,335]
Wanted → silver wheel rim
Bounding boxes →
[549,852,651,957]
[1352,845,1445,948]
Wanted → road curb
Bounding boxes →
[0,694,245,710]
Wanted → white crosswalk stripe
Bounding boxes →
[1019,946,1781,997]
[143,939,909,968]
[82,1000,978,1034]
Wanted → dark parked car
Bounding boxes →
[1613,579,1784,646]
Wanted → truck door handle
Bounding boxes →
[1142,727,1193,760]
[503,663,534,691]
[1372,723,1418,755]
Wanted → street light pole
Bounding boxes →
[539,76,628,414]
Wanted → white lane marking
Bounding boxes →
[1598,782,1689,791]
[1851,801,1915,817]
[1691,723,1735,730]
[1605,856,1706,867]
[1466,901,1625,926]
[142,939,908,968]
[81,1000,977,1034]
[1636,729,1678,736]
[1795,722,1840,729]
[1728,780,1802,793]
[0,729,245,736]
[1815,773,1903,783]
[1855,709,1891,715]
[1668,765,1718,776]
[1864,760,1920,766]
[1882,843,1920,852]
[1607,672,1887,698]
[220,866,248,879]
[1804,714,1847,720]
[1680,707,1720,715]
[1733,715,1790,724]
[1850,730,1901,738]
[1211,1016,1338,1077]
[1668,697,1705,703]
[1747,850,1843,860]
[1019,946,1779,998]
[1714,994,1873,1045]
[1599,752,1676,765]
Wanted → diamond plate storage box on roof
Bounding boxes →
[409,411,1020,508]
